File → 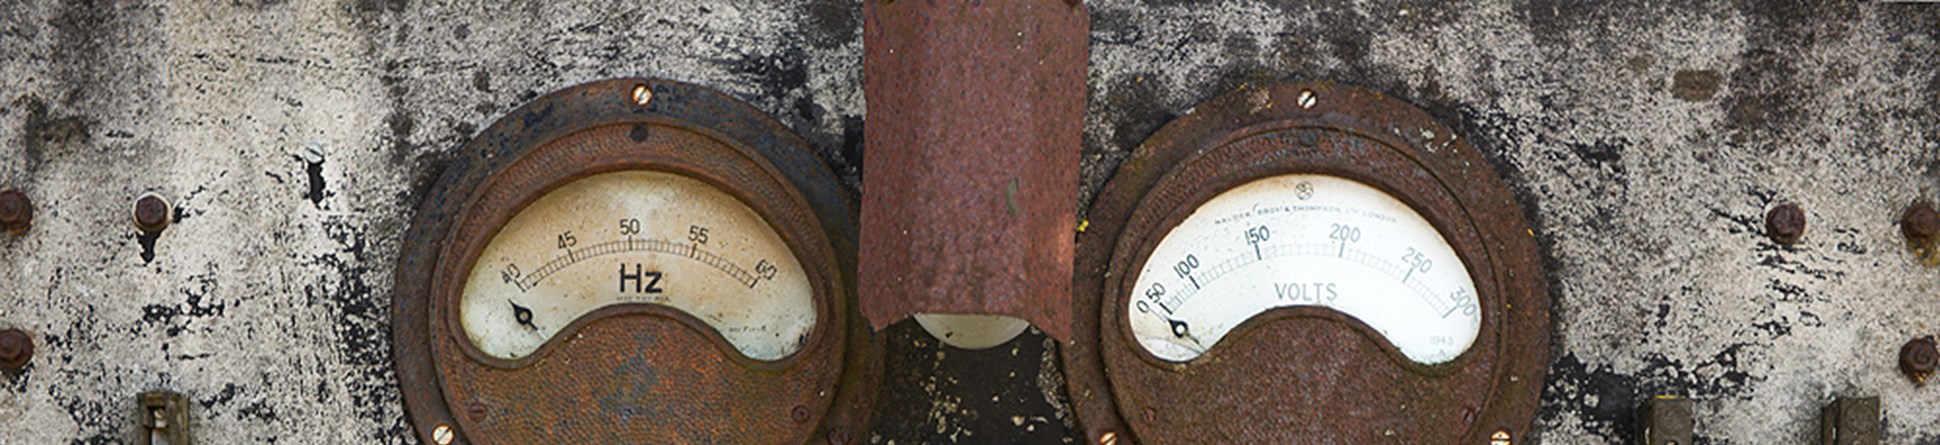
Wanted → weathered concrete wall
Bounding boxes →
[0,0,1934,444]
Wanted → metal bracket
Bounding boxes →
[138,391,191,445]
[1821,396,1880,445]
[1639,396,1694,445]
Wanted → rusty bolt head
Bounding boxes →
[791,404,811,424]
[135,194,170,233]
[0,189,31,231]
[1765,203,1805,245]
[826,427,850,445]
[0,329,32,371]
[467,400,490,422]
[1901,336,1937,385]
[1903,201,1939,245]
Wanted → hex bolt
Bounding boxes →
[134,194,170,233]
[1765,203,1805,245]
[0,189,31,232]
[0,329,32,371]
[1901,336,1937,385]
[1903,201,1939,245]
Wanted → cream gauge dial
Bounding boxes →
[1128,174,1480,364]
[458,170,814,361]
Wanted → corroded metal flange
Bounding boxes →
[1064,81,1550,444]
[393,78,878,445]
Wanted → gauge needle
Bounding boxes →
[1163,318,1209,351]
[509,299,537,330]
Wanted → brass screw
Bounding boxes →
[1490,430,1512,445]
[1297,89,1318,109]
[631,84,653,107]
[433,424,454,445]
[1100,432,1118,445]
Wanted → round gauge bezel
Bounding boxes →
[1064,81,1550,445]
[393,78,878,445]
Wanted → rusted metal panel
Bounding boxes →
[1065,81,1550,444]
[858,0,1088,341]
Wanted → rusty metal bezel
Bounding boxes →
[393,78,878,445]
[1064,81,1550,444]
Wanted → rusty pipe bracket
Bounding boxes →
[859,0,1089,340]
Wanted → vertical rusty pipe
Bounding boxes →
[859,0,1088,340]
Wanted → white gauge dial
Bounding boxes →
[459,171,815,362]
[1128,174,1479,364]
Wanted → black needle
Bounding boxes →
[509,299,536,329]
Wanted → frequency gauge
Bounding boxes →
[393,79,877,444]
[1063,81,1550,444]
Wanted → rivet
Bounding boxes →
[0,189,31,232]
[1765,203,1805,245]
[0,329,32,371]
[1902,200,1938,245]
[135,193,170,233]
[631,84,653,107]
[1901,336,1937,385]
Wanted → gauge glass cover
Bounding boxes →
[1127,174,1480,364]
[458,170,815,361]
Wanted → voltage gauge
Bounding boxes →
[1064,81,1550,444]
[393,79,877,444]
